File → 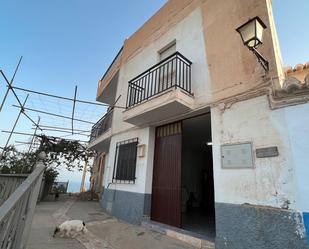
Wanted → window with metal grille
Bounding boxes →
[112,138,138,183]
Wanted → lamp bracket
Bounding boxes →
[250,47,269,73]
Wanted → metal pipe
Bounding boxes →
[71,86,78,134]
[33,124,89,133]
[0,71,43,131]
[11,85,126,109]
[31,127,89,136]
[1,130,89,143]
[12,105,95,125]
[28,117,40,153]
[0,56,22,112]
[3,95,29,150]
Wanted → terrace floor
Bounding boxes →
[27,195,200,249]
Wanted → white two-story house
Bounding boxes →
[88,0,309,248]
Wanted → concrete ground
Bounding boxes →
[27,196,85,249]
[27,196,198,249]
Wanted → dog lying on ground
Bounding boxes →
[53,220,86,238]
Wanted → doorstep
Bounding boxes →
[141,220,215,249]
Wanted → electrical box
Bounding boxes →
[221,142,253,169]
[137,144,146,157]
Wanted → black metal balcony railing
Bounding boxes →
[126,51,192,108]
[89,110,113,142]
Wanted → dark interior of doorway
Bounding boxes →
[181,113,215,240]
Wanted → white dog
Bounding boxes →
[53,220,86,238]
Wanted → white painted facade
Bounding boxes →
[112,8,209,130]
[211,95,299,210]
[100,8,210,195]
[91,0,309,222]
[210,96,309,214]
[284,103,309,213]
[97,6,309,214]
[90,1,309,247]
[102,127,155,194]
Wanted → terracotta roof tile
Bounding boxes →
[284,61,309,75]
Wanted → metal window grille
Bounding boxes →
[112,138,138,184]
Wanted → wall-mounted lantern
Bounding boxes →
[236,16,269,72]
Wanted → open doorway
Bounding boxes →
[181,113,215,240]
[151,113,215,239]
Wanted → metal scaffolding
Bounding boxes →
[0,57,123,153]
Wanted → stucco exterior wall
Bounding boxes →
[285,103,309,243]
[96,49,122,101]
[103,127,155,194]
[202,0,283,103]
[98,0,288,206]
[92,1,308,246]
[111,7,209,134]
[285,104,309,208]
[97,0,283,106]
[211,96,309,248]
[104,8,211,195]
[211,95,298,209]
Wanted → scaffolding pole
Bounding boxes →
[28,116,40,153]
[71,86,77,135]
[59,131,90,138]
[0,71,43,131]
[12,105,95,125]
[32,124,90,133]
[1,130,89,143]
[3,94,29,151]
[0,56,22,112]
[11,85,126,109]
[31,127,89,136]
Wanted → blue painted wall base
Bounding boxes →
[100,188,151,225]
[303,212,309,246]
[215,203,309,249]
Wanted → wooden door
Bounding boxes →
[151,122,182,227]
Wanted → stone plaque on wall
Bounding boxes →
[221,142,254,169]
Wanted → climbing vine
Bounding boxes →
[0,135,96,184]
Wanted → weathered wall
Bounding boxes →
[93,0,309,246]
[211,95,308,248]
[285,103,309,244]
[201,0,283,102]
[97,0,283,106]
[215,203,308,249]
[121,0,200,64]
[211,95,297,208]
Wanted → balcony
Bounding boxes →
[96,47,123,104]
[88,110,113,150]
[123,52,194,126]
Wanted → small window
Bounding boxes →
[112,138,138,183]
[159,41,176,61]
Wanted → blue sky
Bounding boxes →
[0,0,308,184]
[273,0,309,66]
[0,0,167,184]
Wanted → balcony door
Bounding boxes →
[158,42,176,92]
[151,122,182,227]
